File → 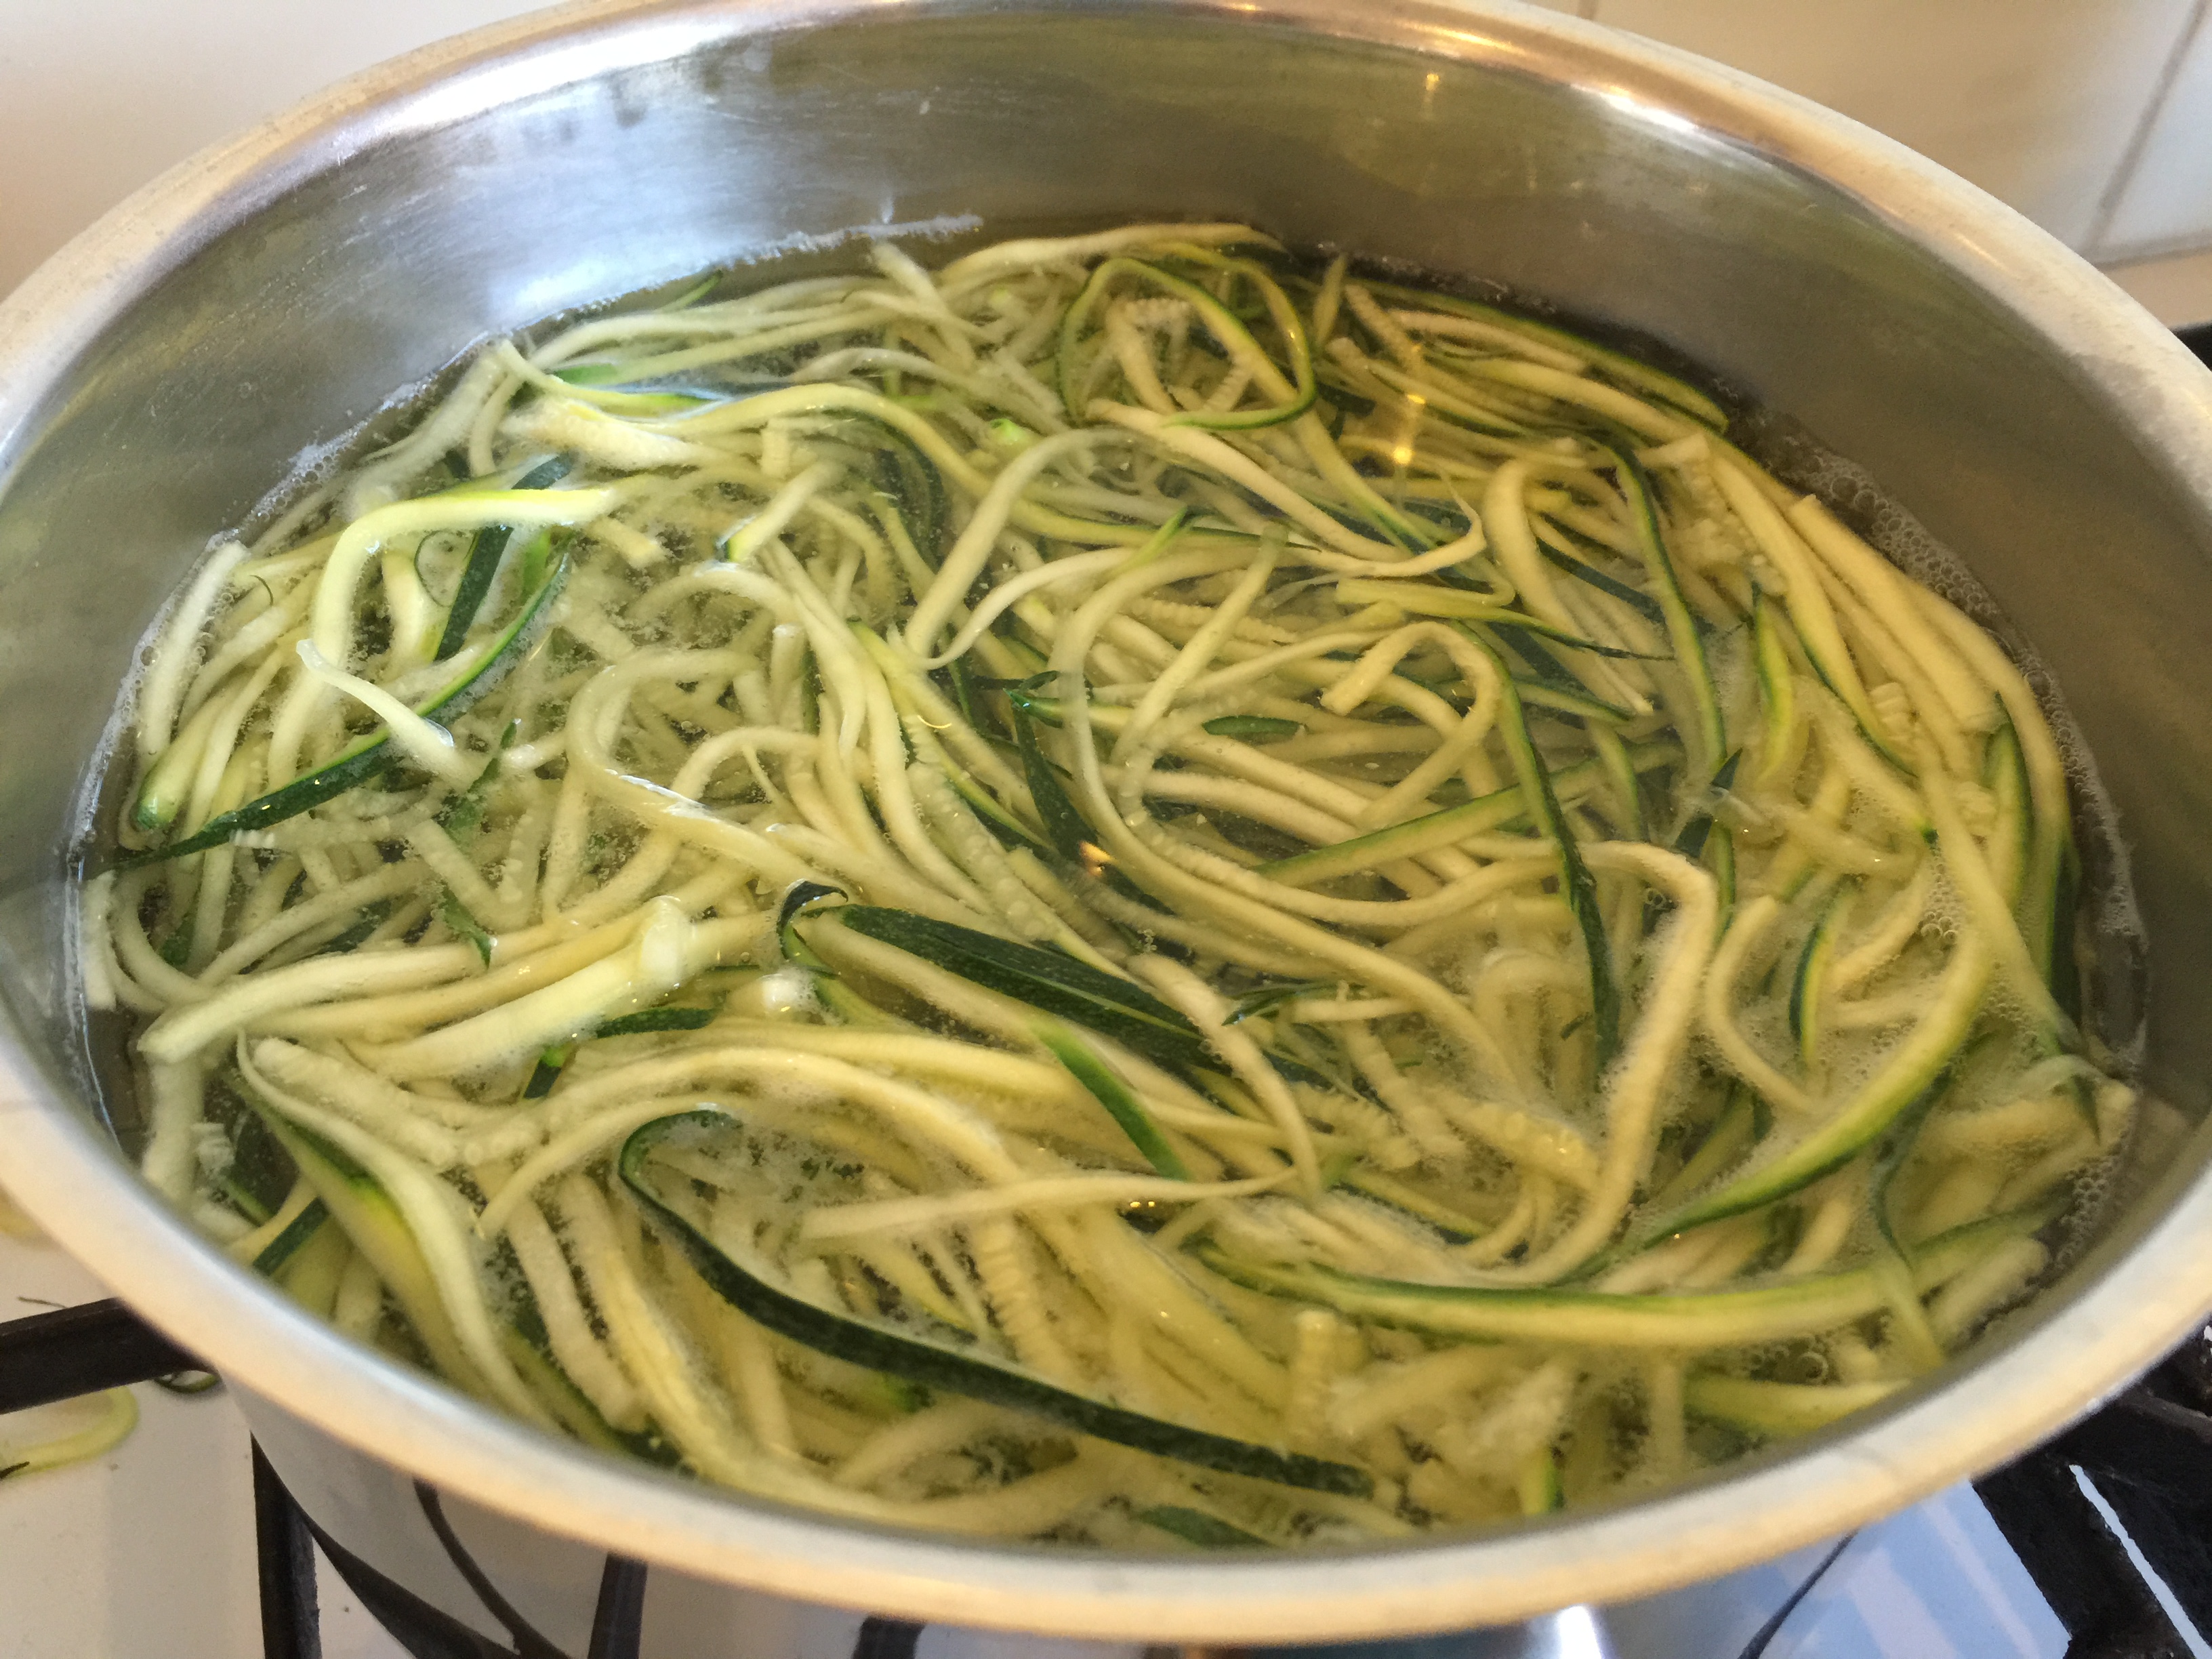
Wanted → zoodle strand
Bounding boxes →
[85,223,2133,1545]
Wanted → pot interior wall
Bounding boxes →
[1,0,2209,1591]
[7,3,2205,1133]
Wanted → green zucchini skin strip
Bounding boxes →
[1004,676,1168,911]
[1358,359,1523,437]
[499,1328,640,1456]
[522,1051,568,1099]
[120,743,395,872]
[1225,978,1334,1023]
[620,1111,1371,1498]
[817,905,1210,1076]
[1539,541,1671,630]
[1057,256,1317,432]
[1646,926,1998,1244]
[858,422,950,568]
[434,456,569,659]
[1137,1504,1272,1549]
[941,759,1048,853]
[520,1006,717,1099]
[1672,750,1741,865]
[1601,443,1725,779]
[1008,683,1159,906]
[1645,722,2030,1240]
[1684,1374,1902,1437]
[117,544,571,869]
[1335,579,1664,659]
[776,880,846,968]
[1476,636,1619,1069]
[1788,884,1850,1071]
[249,1108,483,1391]
[1750,591,1795,786]
[1710,819,1738,919]
[441,891,495,966]
[1013,692,1103,865]
[1517,1448,1564,1516]
[1197,1206,2048,1350]
[1005,689,1118,733]
[250,1196,331,1277]
[1204,714,1303,741]
[259,1104,636,1449]
[596,1006,717,1038]
[1639,749,1738,940]
[451,524,554,663]
[1493,624,1635,723]
[1033,1019,1191,1179]
[1361,279,1729,430]
[1999,714,2074,1013]
[1517,680,1633,727]
[1589,724,1647,840]
[313,902,392,960]
[1256,740,1680,888]
[1156,243,1324,432]
[437,735,510,836]
[1644,1085,1761,1215]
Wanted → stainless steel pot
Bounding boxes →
[4,0,2212,1641]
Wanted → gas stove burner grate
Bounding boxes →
[252,1438,660,1659]
[1974,1328,2212,1657]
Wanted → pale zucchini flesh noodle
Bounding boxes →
[81,224,2136,1549]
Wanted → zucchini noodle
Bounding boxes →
[87,223,2134,1547]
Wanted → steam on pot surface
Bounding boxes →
[80,223,2137,1549]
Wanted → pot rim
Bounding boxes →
[5,0,2212,1639]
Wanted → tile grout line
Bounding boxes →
[2083,0,2212,260]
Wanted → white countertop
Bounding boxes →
[0,0,552,302]
[0,1221,408,1658]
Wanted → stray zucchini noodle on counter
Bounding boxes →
[0,1184,144,1483]
[82,222,2135,1547]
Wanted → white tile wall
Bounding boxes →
[1589,0,2203,249]
[0,0,554,299]
[2100,2,2212,259]
[2,1,2209,305]
[2104,245,2212,327]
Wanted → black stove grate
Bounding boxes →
[1975,1330,2212,1658]
[244,1429,922,1659]
[248,1439,653,1659]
